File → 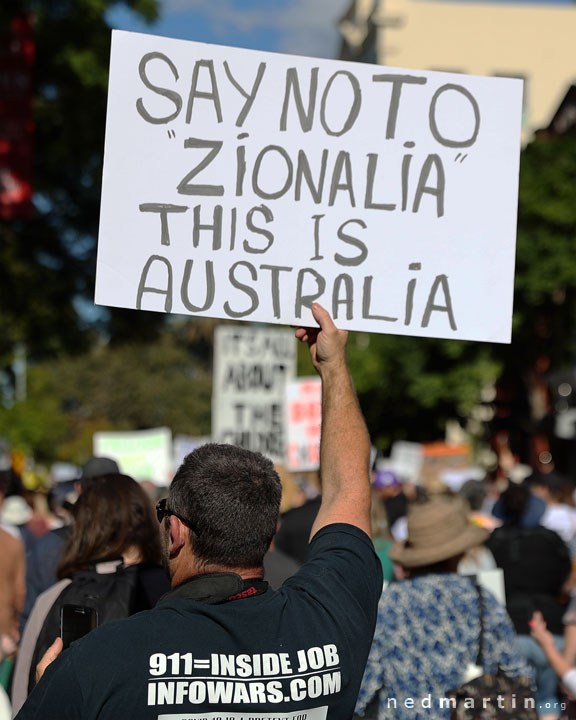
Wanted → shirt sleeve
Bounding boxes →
[14,649,83,720]
[283,523,383,624]
[287,523,381,584]
[354,594,386,715]
[283,523,383,705]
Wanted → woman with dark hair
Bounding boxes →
[12,474,170,713]
[488,482,571,720]
[57,473,162,582]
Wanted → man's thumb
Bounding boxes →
[46,637,64,661]
[311,302,334,331]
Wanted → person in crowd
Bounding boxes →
[0,471,26,648]
[355,498,530,720]
[0,471,24,505]
[0,528,25,711]
[458,477,501,531]
[262,537,301,589]
[15,304,382,720]
[20,456,119,631]
[274,479,321,564]
[492,477,547,529]
[457,479,498,576]
[0,526,25,648]
[487,482,571,719]
[530,611,576,702]
[12,473,170,713]
[370,475,396,583]
[529,472,576,549]
[384,480,428,542]
[0,496,36,557]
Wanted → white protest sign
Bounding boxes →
[172,434,211,472]
[212,326,296,461]
[96,30,523,343]
[93,427,172,486]
[285,377,322,472]
[390,441,424,484]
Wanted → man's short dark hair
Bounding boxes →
[169,443,282,569]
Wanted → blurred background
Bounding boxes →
[1,0,576,495]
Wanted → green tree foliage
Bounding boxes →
[348,334,498,448]
[0,0,160,363]
[511,133,576,370]
[0,330,212,462]
[296,326,500,449]
[2,0,574,460]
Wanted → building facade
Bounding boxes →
[339,0,576,141]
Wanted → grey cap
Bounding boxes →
[80,456,120,486]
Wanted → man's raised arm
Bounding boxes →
[295,303,371,538]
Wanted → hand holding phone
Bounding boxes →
[35,638,63,684]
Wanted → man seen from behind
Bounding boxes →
[17,304,383,720]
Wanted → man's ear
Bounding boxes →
[168,515,186,555]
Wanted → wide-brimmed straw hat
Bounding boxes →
[389,499,489,568]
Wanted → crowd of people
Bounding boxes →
[0,307,576,719]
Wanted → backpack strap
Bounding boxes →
[474,579,485,668]
[28,579,76,693]
[28,564,140,693]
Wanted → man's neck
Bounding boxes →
[170,562,264,589]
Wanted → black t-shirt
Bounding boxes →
[17,523,382,720]
[487,524,571,634]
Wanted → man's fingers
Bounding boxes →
[36,637,63,684]
[294,327,319,344]
[310,303,336,333]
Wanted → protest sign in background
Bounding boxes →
[93,426,172,485]
[172,434,211,472]
[285,377,322,472]
[96,30,523,343]
[212,326,296,462]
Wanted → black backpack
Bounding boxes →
[28,564,139,693]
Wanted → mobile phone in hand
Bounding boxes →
[60,604,98,649]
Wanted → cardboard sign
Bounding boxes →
[93,427,172,486]
[96,30,523,343]
[285,377,322,471]
[212,326,296,462]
